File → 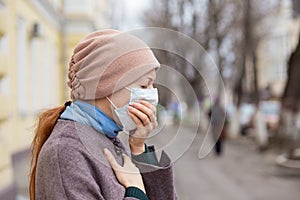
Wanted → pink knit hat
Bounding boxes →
[67,29,160,100]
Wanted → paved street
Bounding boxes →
[152,125,300,200]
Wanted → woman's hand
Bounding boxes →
[127,100,158,155]
[104,148,146,193]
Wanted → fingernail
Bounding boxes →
[103,148,109,155]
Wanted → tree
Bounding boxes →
[278,0,300,159]
[233,0,281,106]
[144,0,240,106]
[143,1,282,142]
[282,0,300,109]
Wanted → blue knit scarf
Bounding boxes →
[60,101,121,138]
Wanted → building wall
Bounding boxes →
[0,0,63,197]
[0,0,111,198]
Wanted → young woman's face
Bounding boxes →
[110,69,156,108]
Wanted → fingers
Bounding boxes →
[122,153,135,166]
[128,105,151,126]
[104,149,137,171]
[128,111,144,126]
[104,148,120,170]
[140,100,156,114]
[138,101,158,127]
[128,101,157,126]
[140,101,157,123]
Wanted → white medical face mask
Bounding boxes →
[107,87,158,132]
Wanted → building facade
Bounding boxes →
[0,0,110,198]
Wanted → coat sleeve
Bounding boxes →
[35,138,140,200]
[132,149,178,200]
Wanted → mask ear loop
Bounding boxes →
[107,87,131,109]
[106,97,118,109]
[125,87,131,91]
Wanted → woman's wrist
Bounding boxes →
[130,143,145,155]
[124,176,146,194]
[129,137,146,155]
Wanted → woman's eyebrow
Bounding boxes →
[147,77,154,82]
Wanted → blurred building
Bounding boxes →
[62,0,110,99]
[257,0,300,98]
[0,0,110,198]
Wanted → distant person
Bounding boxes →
[170,101,180,125]
[29,30,177,200]
[208,99,227,156]
[253,109,268,151]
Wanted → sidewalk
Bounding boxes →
[170,125,300,200]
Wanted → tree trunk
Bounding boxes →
[252,49,260,106]
[282,32,300,111]
[278,26,300,158]
[235,0,251,107]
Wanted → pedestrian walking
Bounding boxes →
[208,98,227,156]
[29,29,177,200]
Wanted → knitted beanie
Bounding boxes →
[67,29,160,100]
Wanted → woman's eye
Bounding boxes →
[141,85,147,89]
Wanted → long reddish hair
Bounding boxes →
[29,105,66,200]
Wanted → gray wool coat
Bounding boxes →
[35,119,177,200]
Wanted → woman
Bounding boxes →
[29,29,177,200]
